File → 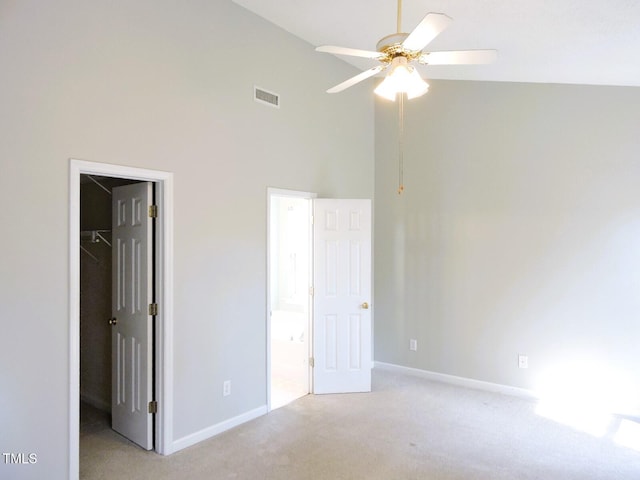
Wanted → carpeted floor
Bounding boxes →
[80,368,640,479]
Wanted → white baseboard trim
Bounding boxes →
[80,391,110,412]
[172,405,268,453]
[374,361,539,401]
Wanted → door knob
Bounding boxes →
[108,317,118,326]
[361,302,369,309]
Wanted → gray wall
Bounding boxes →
[375,80,640,413]
[0,1,373,478]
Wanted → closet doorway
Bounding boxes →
[79,176,155,449]
[69,159,174,479]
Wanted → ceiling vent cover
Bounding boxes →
[254,86,280,108]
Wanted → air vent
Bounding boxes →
[254,86,280,108]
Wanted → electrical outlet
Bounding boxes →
[409,339,418,351]
[223,380,231,396]
[518,355,528,369]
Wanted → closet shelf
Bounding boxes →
[80,230,111,263]
[80,230,111,247]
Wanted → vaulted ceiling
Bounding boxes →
[232,0,640,87]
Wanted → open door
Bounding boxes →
[111,182,154,450]
[313,199,372,394]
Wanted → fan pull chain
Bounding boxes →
[398,92,405,194]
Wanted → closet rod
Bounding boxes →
[86,175,111,195]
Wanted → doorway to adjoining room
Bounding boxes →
[269,192,313,409]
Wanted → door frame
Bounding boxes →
[266,187,316,411]
[69,159,175,479]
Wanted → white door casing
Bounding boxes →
[70,159,174,479]
[111,182,154,450]
[313,199,372,394]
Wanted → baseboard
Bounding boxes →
[374,361,538,401]
[172,405,268,453]
[80,391,110,412]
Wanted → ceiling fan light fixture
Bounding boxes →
[405,70,429,99]
[374,56,429,101]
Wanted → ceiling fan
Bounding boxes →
[316,0,497,100]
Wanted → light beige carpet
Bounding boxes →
[80,368,640,479]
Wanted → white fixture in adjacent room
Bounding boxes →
[518,355,529,369]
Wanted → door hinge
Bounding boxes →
[309,286,314,296]
[148,401,158,414]
[309,357,315,368]
[149,205,158,218]
[149,303,158,316]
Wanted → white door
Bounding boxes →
[313,199,372,394]
[111,182,154,450]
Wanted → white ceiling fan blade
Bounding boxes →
[326,65,386,93]
[419,49,498,65]
[402,13,452,52]
[316,45,383,59]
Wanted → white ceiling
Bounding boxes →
[232,0,640,88]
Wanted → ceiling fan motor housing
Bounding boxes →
[376,33,421,63]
